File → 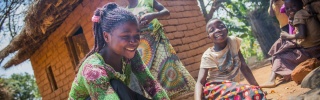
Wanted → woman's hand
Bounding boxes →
[195,68,208,100]
[139,13,156,27]
[280,31,290,39]
[138,0,170,28]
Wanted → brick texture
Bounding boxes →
[29,0,209,99]
[158,0,209,80]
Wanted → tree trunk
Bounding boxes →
[198,0,224,22]
[248,9,280,58]
[198,0,208,21]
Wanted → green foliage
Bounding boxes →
[239,36,264,62]
[0,77,14,100]
[0,73,40,100]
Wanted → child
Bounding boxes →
[194,18,266,100]
[280,4,296,34]
[68,3,169,100]
[261,0,320,88]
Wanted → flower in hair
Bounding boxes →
[92,15,100,23]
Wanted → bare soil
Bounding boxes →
[240,63,310,100]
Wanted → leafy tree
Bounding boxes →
[198,0,280,59]
[0,73,40,100]
[0,76,14,100]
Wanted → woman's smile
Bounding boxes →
[214,33,224,38]
[125,47,136,51]
[125,46,137,52]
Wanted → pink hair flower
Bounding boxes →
[92,15,100,23]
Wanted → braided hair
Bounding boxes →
[75,3,138,73]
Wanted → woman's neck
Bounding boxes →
[128,0,138,8]
[212,39,228,52]
[99,46,122,69]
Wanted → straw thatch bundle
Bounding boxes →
[0,0,83,68]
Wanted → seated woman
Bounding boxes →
[68,3,169,100]
[261,0,320,88]
[194,18,266,100]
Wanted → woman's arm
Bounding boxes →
[152,0,170,18]
[238,51,259,86]
[195,68,208,100]
[69,64,120,100]
[280,24,307,39]
[139,0,170,26]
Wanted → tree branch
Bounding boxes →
[220,5,235,17]
[221,5,245,19]
[205,1,213,8]
[0,1,15,32]
[0,59,3,66]
[1,0,31,40]
[198,0,208,18]
[205,0,224,22]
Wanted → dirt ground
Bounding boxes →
[240,63,311,100]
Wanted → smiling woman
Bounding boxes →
[68,2,169,100]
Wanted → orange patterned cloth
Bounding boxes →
[203,80,266,100]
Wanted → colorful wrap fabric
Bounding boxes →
[203,81,266,100]
[127,0,196,98]
[68,52,169,100]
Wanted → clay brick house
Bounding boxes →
[0,0,212,99]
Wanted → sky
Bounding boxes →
[0,3,34,78]
[0,37,34,78]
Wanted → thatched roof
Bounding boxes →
[0,0,83,68]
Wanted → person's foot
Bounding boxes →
[280,75,291,82]
[260,81,276,88]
